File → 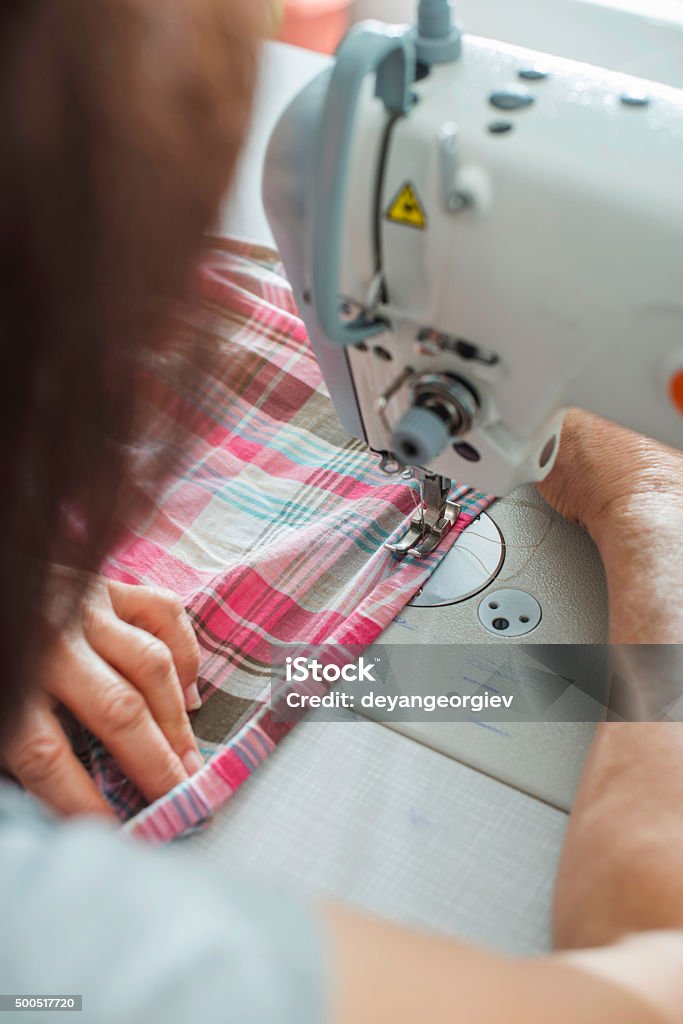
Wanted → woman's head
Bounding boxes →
[0,0,262,734]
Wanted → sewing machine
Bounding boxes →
[265,0,682,585]
[190,5,683,955]
[260,0,682,805]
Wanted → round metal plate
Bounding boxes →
[409,512,505,607]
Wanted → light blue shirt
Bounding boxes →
[0,784,326,1023]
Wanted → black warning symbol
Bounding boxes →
[385,182,427,230]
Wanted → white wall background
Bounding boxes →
[350,0,683,86]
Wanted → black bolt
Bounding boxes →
[488,121,514,135]
[453,442,481,463]
[620,92,650,107]
[489,89,535,111]
[519,68,549,81]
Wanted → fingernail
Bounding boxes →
[185,683,202,712]
[183,749,205,776]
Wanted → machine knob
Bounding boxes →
[391,406,451,466]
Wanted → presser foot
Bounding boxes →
[385,474,461,558]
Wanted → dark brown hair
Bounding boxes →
[0,0,262,736]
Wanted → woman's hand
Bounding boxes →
[2,580,204,817]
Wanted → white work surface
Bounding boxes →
[190,713,566,953]
[196,40,602,953]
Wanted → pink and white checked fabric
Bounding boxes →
[85,238,494,841]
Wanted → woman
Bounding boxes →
[1,2,682,1021]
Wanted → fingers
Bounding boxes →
[107,581,202,711]
[14,581,204,814]
[82,610,203,777]
[49,638,197,804]
[3,697,113,818]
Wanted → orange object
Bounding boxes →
[279,0,352,53]
[670,369,683,415]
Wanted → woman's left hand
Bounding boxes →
[2,580,204,817]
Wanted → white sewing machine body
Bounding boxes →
[265,17,683,500]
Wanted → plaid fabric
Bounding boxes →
[89,237,494,842]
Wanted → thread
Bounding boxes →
[456,497,557,583]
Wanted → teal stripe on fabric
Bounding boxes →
[170,790,193,828]
[186,484,402,546]
[233,735,267,772]
[154,386,378,475]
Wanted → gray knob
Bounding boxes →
[391,406,450,466]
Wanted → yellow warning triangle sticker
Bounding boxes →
[386,182,427,230]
